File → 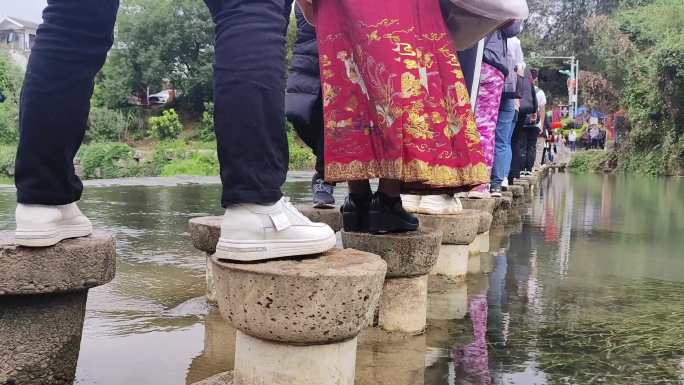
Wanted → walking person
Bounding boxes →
[568,129,577,152]
[14,0,336,261]
[313,0,489,234]
[286,6,335,209]
[468,23,522,199]
[509,66,538,183]
[489,23,524,197]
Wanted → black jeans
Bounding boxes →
[16,0,293,207]
[509,114,525,183]
[290,97,325,178]
[520,126,538,172]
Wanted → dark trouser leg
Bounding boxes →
[291,97,325,178]
[509,115,525,183]
[206,0,292,207]
[524,128,538,172]
[15,0,119,205]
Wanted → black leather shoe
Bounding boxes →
[341,193,371,232]
[368,192,419,235]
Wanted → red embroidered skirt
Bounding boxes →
[316,0,488,191]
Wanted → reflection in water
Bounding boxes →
[1,173,682,385]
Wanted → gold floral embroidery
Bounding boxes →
[359,19,400,29]
[401,73,422,98]
[404,59,418,70]
[322,82,340,107]
[368,30,381,43]
[322,69,335,80]
[405,101,432,140]
[321,55,332,67]
[431,112,444,124]
[455,82,470,107]
[325,159,489,187]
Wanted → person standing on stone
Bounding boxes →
[286,6,335,209]
[310,0,489,235]
[490,27,524,197]
[14,0,336,262]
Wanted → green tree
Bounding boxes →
[0,53,23,144]
[97,0,214,113]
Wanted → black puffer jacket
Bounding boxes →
[285,8,320,126]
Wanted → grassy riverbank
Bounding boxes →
[0,129,315,184]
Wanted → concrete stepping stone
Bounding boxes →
[460,197,496,214]
[295,205,342,232]
[470,211,493,255]
[212,248,386,385]
[492,196,512,227]
[0,231,116,385]
[341,229,441,335]
[413,211,480,281]
[356,328,428,385]
[427,275,468,321]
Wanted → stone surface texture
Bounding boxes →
[460,198,496,214]
[206,255,218,303]
[477,211,493,234]
[234,331,357,385]
[213,248,386,344]
[508,185,524,198]
[341,229,441,278]
[296,205,342,232]
[192,372,234,385]
[416,210,479,245]
[430,244,468,279]
[378,275,428,334]
[0,231,116,295]
[492,197,512,227]
[1,291,87,385]
[189,216,222,255]
[467,253,481,275]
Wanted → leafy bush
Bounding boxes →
[287,127,316,170]
[0,145,16,177]
[78,142,141,179]
[87,107,132,142]
[0,100,18,144]
[149,109,183,140]
[161,152,219,176]
[198,102,215,141]
[568,150,614,174]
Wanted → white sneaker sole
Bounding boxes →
[15,224,93,247]
[214,234,337,262]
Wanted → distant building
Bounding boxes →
[0,16,39,68]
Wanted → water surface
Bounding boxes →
[0,173,682,384]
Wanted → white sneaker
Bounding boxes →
[502,178,509,189]
[15,203,93,247]
[401,194,422,213]
[215,197,336,262]
[417,195,462,215]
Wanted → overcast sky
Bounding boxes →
[0,0,47,23]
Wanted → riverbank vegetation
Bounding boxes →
[0,0,313,183]
[525,0,683,176]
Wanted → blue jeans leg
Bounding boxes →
[490,98,516,188]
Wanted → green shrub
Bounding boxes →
[78,142,141,179]
[161,152,219,176]
[86,107,132,142]
[198,102,215,141]
[0,100,18,144]
[287,124,316,170]
[568,150,613,174]
[149,109,183,140]
[0,145,16,177]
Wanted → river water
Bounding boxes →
[0,172,682,385]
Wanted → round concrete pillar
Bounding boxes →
[0,231,116,385]
[378,275,428,334]
[234,331,357,385]
[428,276,468,321]
[341,230,441,334]
[211,248,386,385]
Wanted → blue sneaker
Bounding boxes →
[312,176,335,209]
